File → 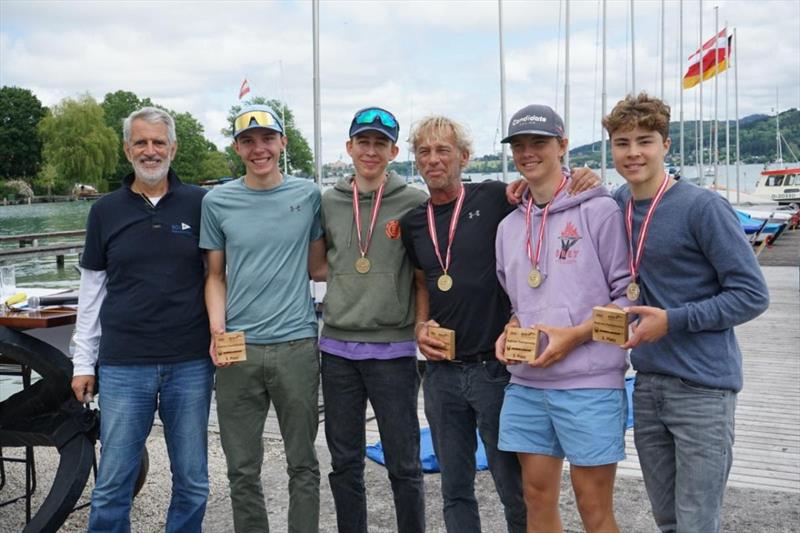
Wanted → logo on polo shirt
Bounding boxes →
[171,222,194,235]
[290,205,302,212]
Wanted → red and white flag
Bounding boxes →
[239,78,251,100]
[683,29,733,89]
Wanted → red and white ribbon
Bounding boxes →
[426,186,466,274]
[525,174,568,271]
[352,178,386,258]
[625,173,670,282]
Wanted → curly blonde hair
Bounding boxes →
[603,92,671,140]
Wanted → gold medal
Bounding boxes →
[626,281,640,301]
[437,274,453,292]
[355,256,371,274]
[528,268,542,288]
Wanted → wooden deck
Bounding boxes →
[207,264,799,495]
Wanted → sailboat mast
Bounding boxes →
[776,87,783,164]
[498,0,509,182]
[680,0,685,177]
[713,7,719,188]
[725,19,730,201]
[660,0,665,99]
[601,0,607,181]
[564,0,571,168]
[734,26,740,204]
[312,0,322,185]
[699,0,704,186]
[630,0,636,92]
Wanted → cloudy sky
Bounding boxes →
[2,0,798,166]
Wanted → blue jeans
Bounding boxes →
[423,360,526,533]
[89,357,214,533]
[321,353,424,533]
[633,372,737,533]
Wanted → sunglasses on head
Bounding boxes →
[354,108,398,128]
[234,110,282,135]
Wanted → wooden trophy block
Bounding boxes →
[428,326,456,360]
[215,331,247,363]
[592,306,629,345]
[505,327,539,363]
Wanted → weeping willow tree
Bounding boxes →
[38,94,118,192]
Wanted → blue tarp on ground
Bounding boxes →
[366,377,635,473]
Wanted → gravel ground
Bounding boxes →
[1,426,798,532]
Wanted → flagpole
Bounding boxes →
[734,26,740,204]
[713,7,719,188]
[630,0,636,93]
[564,0,571,168]
[279,60,289,175]
[724,20,730,202]
[679,0,685,177]
[498,0,508,182]
[312,0,322,186]
[660,0,665,99]
[601,0,607,181]
[699,0,704,187]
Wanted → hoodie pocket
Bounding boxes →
[513,306,593,380]
[323,272,408,330]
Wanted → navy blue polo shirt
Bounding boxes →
[81,170,210,366]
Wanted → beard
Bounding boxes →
[133,155,171,186]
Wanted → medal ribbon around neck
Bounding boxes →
[352,177,386,260]
[426,186,466,278]
[525,174,568,279]
[625,172,670,285]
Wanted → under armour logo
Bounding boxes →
[289,205,302,212]
[468,210,481,219]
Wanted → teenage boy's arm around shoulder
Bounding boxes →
[668,195,768,333]
[308,237,327,281]
[70,267,107,402]
[413,269,448,361]
[205,250,232,367]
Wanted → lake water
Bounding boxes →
[0,163,767,290]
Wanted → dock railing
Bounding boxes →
[0,230,85,267]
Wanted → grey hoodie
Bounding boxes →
[321,171,428,342]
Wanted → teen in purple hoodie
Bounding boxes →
[494,105,634,533]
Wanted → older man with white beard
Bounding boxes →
[71,107,214,532]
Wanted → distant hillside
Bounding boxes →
[570,109,800,167]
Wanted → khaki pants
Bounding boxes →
[216,338,320,533]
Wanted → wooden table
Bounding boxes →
[0,308,77,330]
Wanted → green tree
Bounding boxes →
[223,97,314,177]
[170,112,232,183]
[100,90,154,187]
[198,146,232,182]
[38,94,118,190]
[0,86,47,180]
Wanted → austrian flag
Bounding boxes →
[239,78,251,100]
[683,29,733,89]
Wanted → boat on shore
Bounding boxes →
[753,166,800,208]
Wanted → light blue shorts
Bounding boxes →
[499,384,627,466]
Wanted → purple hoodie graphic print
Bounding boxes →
[495,184,634,390]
